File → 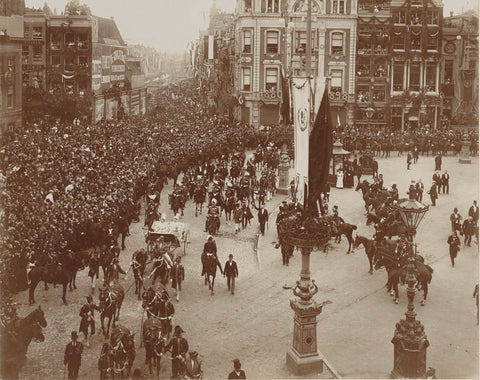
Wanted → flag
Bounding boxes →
[292,77,311,205]
[307,88,333,217]
[280,68,291,125]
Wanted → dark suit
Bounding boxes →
[447,234,460,266]
[257,208,269,235]
[462,219,474,246]
[165,336,189,377]
[428,184,437,206]
[441,173,449,194]
[64,341,83,380]
[224,260,238,294]
[469,205,479,226]
[228,369,246,379]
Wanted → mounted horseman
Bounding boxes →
[205,198,221,235]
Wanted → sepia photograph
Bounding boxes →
[0,0,478,378]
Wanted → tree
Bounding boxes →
[64,0,91,16]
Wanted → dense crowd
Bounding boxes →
[334,124,479,156]
[0,80,282,296]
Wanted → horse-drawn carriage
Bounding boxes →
[359,151,378,176]
[146,221,190,255]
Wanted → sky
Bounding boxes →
[25,0,476,53]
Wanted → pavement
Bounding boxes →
[15,153,478,379]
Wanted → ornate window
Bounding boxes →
[393,62,404,91]
[51,55,61,66]
[425,62,437,92]
[266,30,280,54]
[331,32,344,55]
[409,62,421,91]
[242,67,251,91]
[244,0,252,11]
[295,31,316,53]
[243,29,252,53]
[33,46,42,64]
[357,84,370,103]
[393,11,405,24]
[330,69,343,92]
[32,27,43,40]
[426,32,438,50]
[265,67,278,91]
[427,11,439,24]
[331,0,345,14]
[265,0,280,12]
[373,84,385,101]
[65,32,75,47]
[78,33,89,49]
[50,33,61,49]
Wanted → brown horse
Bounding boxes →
[142,318,167,376]
[99,281,125,338]
[1,306,47,380]
[334,222,357,254]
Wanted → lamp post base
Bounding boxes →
[286,347,324,375]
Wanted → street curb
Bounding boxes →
[322,354,343,379]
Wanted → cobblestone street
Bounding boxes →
[14,153,478,379]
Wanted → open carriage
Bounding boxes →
[146,221,190,255]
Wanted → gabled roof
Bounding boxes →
[94,15,125,46]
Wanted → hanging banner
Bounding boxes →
[292,76,311,205]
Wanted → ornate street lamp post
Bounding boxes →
[391,185,430,378]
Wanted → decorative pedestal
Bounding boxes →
[391,258,430,378]
[277,144,290,195]
[286,246,326,375]
[459,136,471,164]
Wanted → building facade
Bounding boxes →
[355,1,391,128]
[0,12,23,136]
[389,0,443,130]
[231,0,357,127]
[441,11,478,128]
[46,14,92,95]
[22,11,46,89]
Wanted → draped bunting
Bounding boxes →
[292,77,311,206]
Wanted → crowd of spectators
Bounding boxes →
[0,80,284,296]
[334,124,478,156]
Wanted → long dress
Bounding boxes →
[336,170,344,189]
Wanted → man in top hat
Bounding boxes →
[79,295,100,347]
[64,331,83,380]
[165,325,189,378]
[228,358,246,379]
[185,351,202,379]
[468,200,479,227]
[427,181,438,206]
[462,216,474,247]
[224,254,239,295]
[441,170,450,194]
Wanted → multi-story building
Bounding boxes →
[22,10,46,88]
[91,16,147,121]
[231,0,357,126]
[441,10,478,128]
[389,0,443,130]
[355,0,391,128]
[233,0,287,125]
[46,14,92,94]
[0,7,24,136]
